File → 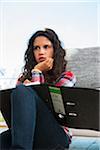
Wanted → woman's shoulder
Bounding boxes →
[62,71,76,80]
[62,71,76,86]
[55,71,76,87]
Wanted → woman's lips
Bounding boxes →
[38,57,46,62]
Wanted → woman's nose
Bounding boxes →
[39,47,45,53]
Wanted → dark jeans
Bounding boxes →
[1,84,69,150]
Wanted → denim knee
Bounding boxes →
[11,84,37,105]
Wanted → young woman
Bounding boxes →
[1,28,76,150]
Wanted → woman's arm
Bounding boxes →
[16,71,45,85]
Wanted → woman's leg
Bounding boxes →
[10,84,37,150]
[1,84,69,150]
[33,89,69,150]
[1,129,11,150]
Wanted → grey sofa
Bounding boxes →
[67,47,100,88]
[66,47,100,150]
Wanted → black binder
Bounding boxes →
[0,84,100,131]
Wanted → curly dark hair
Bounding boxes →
[19,28,67,83]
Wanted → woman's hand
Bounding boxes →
[23,79,31,84]
[33,58,54,72]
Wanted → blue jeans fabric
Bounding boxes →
[1,84,69,150]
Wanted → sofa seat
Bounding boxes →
[69,136,100,150]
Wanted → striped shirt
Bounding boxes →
[17,71,76,87]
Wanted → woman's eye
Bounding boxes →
[44,45,49,49]
[33,46,39,50]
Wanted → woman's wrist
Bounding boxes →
[31,68,42,73]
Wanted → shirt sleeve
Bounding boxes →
[55,71,76,87]
[31,71,45,84]
[16,71,45,85]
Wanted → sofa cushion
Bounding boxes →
[66,47,100,88]
[70,128,100,137]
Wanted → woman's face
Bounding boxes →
[33,36,54,63]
